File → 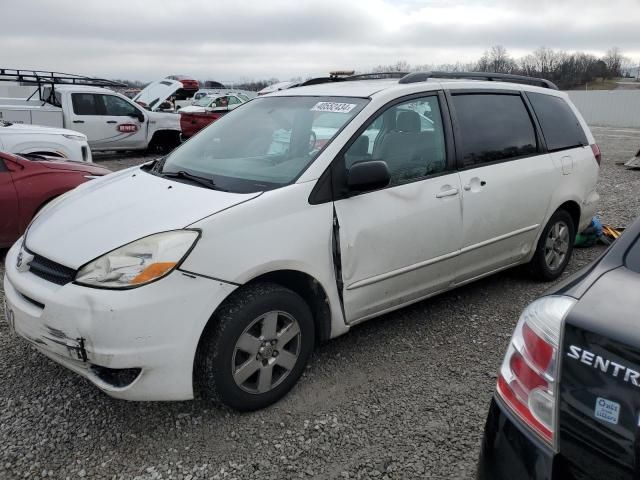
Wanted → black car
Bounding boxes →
[478,214,640,479]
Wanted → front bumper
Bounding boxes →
[478,397,556,480]
[3,241,236,401]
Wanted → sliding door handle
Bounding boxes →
[72,120,84,124]
[435,188,459,198]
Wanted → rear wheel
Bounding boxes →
[195,283,314,411]
[529,209,575,281]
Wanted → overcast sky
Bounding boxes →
[2,0,639,83]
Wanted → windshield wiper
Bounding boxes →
[161,170,225,191]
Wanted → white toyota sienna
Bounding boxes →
[3,72,600,411]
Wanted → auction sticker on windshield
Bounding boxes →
[311,102,357,113]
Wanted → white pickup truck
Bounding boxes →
[0,71,182,153]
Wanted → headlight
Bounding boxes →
[75,230,199,289]
[63,134,87,141]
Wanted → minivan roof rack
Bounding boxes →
[298,71,410,87]
[0,68,127,104]
[399,71,559,90]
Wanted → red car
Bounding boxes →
[0,152,111,248]
[180,110,228,139]
[179,93,248,139]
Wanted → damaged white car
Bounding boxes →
[3,72,600,411]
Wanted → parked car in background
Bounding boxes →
[135,76,199,111]
[192,89,254,104]
[3,72,599,412]
[0,70,182,154]
[0,151,110,247]
[122,88,141,99]
[478,214,640,480]
[179,93,248,139]
[0,120,91,162]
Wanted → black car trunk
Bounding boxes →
[557,267,640,479]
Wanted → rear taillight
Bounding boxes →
[591,144,601,166]
[496,296,576,447]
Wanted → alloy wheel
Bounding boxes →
[231,311,301,394]
[544,220,570,271]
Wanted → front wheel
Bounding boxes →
[195,283,315,411]
[529,209,575,281]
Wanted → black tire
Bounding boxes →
[147,131,181,154]
[195,283,315,411]
[529,209,576,281]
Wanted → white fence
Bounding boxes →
[567,91,640,128]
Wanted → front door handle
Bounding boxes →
[106,120,117,124]
[436,188,459,198]
[73,120,84,124]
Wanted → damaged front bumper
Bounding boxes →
[3,241,237,401]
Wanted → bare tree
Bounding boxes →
[603,47,625,78]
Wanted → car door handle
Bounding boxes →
[435,188,459,198]
[73,120,84,124]
[106,120,117,124]
[464,180,487,191]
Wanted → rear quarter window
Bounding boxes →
[527,92,588,152]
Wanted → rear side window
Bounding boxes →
[452,93,537,167]
[527,93,588,152]
[72,93,100,115]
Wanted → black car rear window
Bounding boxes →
[527,92,588,152]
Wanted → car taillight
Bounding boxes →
[496,296,576,447]
[591,144,601,166]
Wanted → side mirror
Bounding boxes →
[129,111,145,122]
[347,160,390,192]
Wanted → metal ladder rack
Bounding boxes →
[0,68,127,104]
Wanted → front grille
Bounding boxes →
[27,251,76,286]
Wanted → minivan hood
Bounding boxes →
[26,168,261,269]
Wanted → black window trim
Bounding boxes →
[524,91,589,154]
[309,90,456,204]
[445,88,545,172]
[0,158,8,172]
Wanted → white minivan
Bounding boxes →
[3,72,600,411]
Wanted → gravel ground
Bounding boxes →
[1,127,639,480]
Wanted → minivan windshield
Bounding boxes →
[161,96,368,192]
